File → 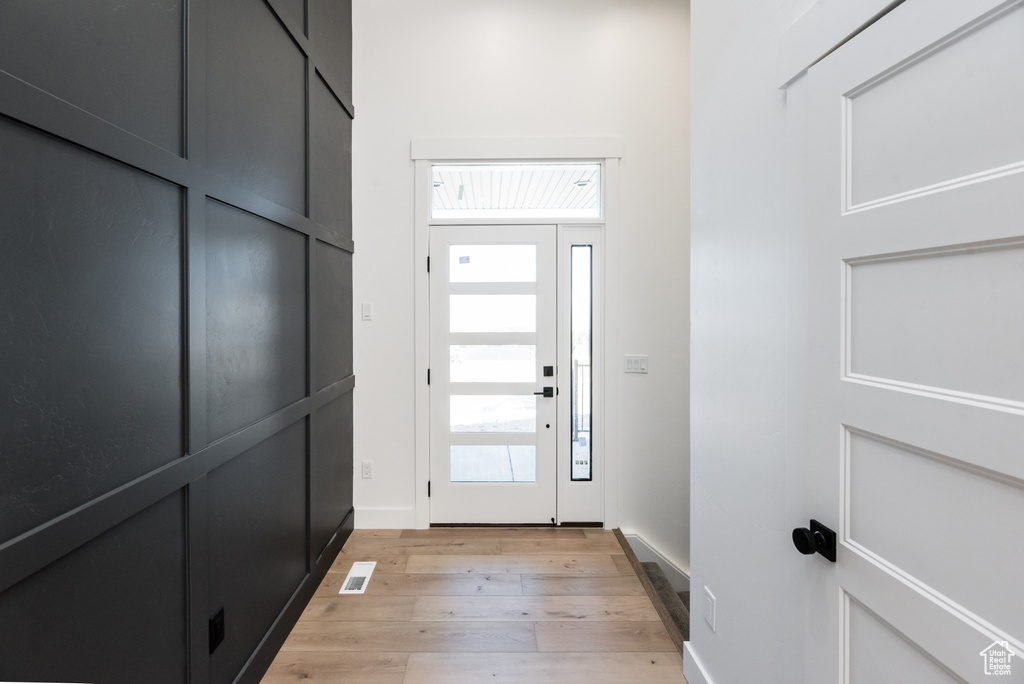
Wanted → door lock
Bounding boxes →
[534,387,554,398]
[792,519,836,562]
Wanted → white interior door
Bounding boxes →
[429,225,557,523]
[803,1,1024,681]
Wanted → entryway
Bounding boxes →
[412,144,622,529]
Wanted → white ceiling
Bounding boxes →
[431,163,601,218]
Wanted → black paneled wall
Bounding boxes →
[0,1,353,682]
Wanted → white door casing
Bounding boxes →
[801,1,1024,682]
[428,225,557,524]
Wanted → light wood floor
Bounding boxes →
[263,528,687,683]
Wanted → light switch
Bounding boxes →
[625,354,649,374]
[361,302,374,321]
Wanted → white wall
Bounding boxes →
[688,0,815,682]
[352,0,691,573]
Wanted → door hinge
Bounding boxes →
[427,368,431,385]
[428,480,431,497]
[427,256,430,272]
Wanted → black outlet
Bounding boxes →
[209,607,225,653]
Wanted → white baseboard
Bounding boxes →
[684,643,713,684]
[355,507,416,529]
[622,532,690,592]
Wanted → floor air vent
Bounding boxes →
[338,561,376,594]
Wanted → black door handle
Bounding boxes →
[534,387,554,398]
[792,519,836,562]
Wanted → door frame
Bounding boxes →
[411,137,623,529]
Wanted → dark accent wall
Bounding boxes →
[0,1,353,682]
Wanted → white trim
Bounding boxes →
[413,139,621,528]
[412,137,623,161]
[355,507,418,529]
[414,159,432,529]
[623,532,690,592]
[777,0,903,88]
[602,159,620,529]
[683,643,715,684]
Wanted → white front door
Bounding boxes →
[428,225,557,523]
[802,1,1024,682]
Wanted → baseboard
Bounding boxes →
[355,506,417,529]
[622,532,690,592]
[683,643,714,684]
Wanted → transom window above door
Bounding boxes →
[431,162,602,219]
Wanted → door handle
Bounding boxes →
[534,387,554,398]
[792,519,836,562]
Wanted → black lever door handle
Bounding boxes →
[792,519,836,562]
[534,387,554,398]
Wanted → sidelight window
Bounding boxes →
[570,245,593,481]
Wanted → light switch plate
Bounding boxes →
[361,302,374,321]
[704,586,716,632]
[624,354,649,374]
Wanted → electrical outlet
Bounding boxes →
[704,586,716,632]
[361,460,373,479]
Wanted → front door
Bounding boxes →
[802,1,1024,681]
[428,225,557,523]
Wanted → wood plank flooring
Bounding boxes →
[263,528,687,683]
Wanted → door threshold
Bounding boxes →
[429,521,604,528]
[430,522,555,527]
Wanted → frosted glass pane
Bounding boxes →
[450,345,536,383]
[450,295,535,333]
[450,395,536,432]
[450,245,536,282]
[450,445,536,483]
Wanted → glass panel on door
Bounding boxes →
[449,345,536,383]
[450,445,537,483]
[449,295,536,332]
[449,395,536,433]
[450,244,537,282]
